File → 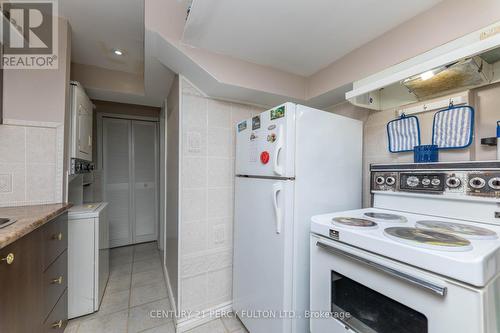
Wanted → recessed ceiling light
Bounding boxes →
[113,49,124,56]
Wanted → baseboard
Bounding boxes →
[162,263,178,327]
[176,302,233,333]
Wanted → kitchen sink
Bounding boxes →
[0,218,16,229]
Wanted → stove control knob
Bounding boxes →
[386,177,396,186]
[422,178,431,186]
[406,176,420,187]
[431,179,441,186]
[488,177,500,190]
[446,177,461,188]
[375,176,385,185]
[469,177,486,189]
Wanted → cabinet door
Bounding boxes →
[0,230,42,333]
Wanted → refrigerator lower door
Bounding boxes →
[233,177,294,333]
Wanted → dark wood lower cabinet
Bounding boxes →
[0,212,68,333]
[0,228,42,332]
[43,289,68,333]
[43,251,68,321]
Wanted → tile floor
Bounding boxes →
[64,242,248,333]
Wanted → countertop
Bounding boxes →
[0,203,72,250]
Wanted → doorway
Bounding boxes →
[100,116,159,248]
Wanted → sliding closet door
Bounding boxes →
[132,121,158,243]
[103,118,132,247]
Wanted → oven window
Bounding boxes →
[331,271,427,333]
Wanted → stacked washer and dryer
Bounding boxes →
[67,82,110,318]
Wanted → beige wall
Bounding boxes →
[327,84,500,208]
[3,18,71,123]
[145,0,307,100]
[473,82,500,161]
[71,63,145,96]
[309,0,500,99]
[178,78,262,315]
[93,100,160,118]
[146,0,500,105]
[0,18,71,207]
[324,102,371,123]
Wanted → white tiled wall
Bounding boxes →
[179,79,262,314]
[0,123,63,207]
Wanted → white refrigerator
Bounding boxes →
[233,103,363,333]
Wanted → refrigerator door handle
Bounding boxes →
[274,125,284,176]
[273,182,283,234]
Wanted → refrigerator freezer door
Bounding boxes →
[235,103,296,178]
[233,177,294,333]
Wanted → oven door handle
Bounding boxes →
[316,240,447,297]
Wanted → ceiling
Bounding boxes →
[182,0,443,76]
[60,0,174,106]
[60,0,144,74]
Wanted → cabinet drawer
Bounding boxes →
[42,213,68,271]
[0,230,42,333]
[43,289,67,333]
[43,250,67,321]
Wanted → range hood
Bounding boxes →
[401,57,492,99]
[346,21,500,111]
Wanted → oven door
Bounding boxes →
[310,234,483,333]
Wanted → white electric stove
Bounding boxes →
[310,161,500,333]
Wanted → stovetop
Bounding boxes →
[311,208,500,287]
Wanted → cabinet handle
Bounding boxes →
[1,253,14,265]
[51,276,63,285]
[51,320,63,329]
[52,233,63,241]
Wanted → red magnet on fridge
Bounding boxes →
[260,151,270,164]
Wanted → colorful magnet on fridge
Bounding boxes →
[260,151,270,164]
